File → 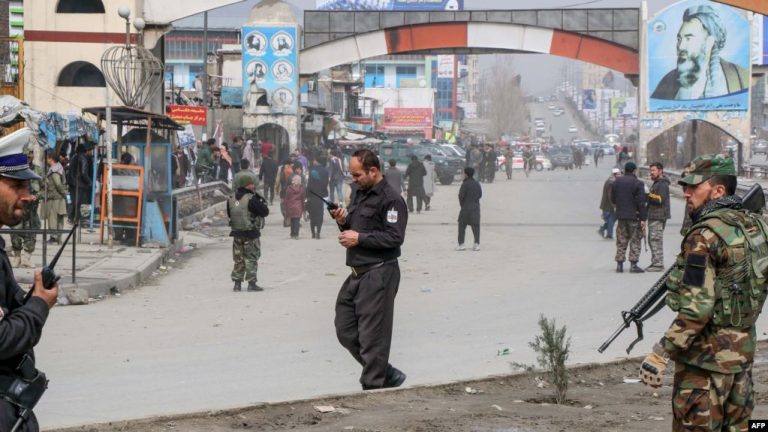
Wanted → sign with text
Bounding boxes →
[167,105,207,125]
[647,2,750,111]
[383,108,433,127]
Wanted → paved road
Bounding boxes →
[35,166,768,429]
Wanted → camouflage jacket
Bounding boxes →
[661,198,768,374]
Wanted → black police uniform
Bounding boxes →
[0,237,50,431]
[334,177,408,389]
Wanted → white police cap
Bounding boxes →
[0,128,41,180]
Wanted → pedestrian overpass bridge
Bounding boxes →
[300,8,640,76]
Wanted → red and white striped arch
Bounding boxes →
[300,22,638,75]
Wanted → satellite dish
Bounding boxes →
[419,79,426,88]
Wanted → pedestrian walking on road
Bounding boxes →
[0,131,59,432]
[504,148,513,180]
[227,174,269,292]
[258,152,278,205]
[404,155,426,213]
[44,152,68,245]
[385,159,404,196]
[307,156,330,239]
[611,161,647,273]
[422,155,436,211]
[598,168,620,239]
[285,175,305,239]
[594,148,603,168]
[639,154,767,431]
[330,149,409,390]
[617,146,631,170]
[329,150,345,204]
[645,162,671,271]
[456,167,482,251]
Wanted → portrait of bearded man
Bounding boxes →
[651,5,749,101]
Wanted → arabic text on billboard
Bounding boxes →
[437,55,454,79]
[384,108,433,127]
[317,0,463,10]
[242,26,298,115]
[647,2,750,112]
[168,105,207,126]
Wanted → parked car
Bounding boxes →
[378,141,462,185]
[600,145,616,156]
[752,139,768,155]
[440,143,466,158]
[549,147,575,170]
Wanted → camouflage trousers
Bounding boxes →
[648,220,666,268]
[231,237,261,283]
[672,362,753,432]
[11,203,40,253]
[614,219,643,263]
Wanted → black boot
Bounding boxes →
[383,366,407,389]
[616,262,623,273]
[247,281,264,292]
[233,281,242,292]
[630,262,645,273]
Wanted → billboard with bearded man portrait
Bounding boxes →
[647,2,750,112]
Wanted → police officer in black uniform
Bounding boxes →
[331,148,409,390]
[0,130,59,431]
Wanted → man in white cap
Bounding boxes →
[0,128,59,431]
[598,168,620,239]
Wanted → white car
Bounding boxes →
[568,125,578,133]
[547,104,556,110]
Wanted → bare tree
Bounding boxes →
[479,57,529,140]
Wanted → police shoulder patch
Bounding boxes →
[386,209,398,223]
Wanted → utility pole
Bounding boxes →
[202,11,208,108]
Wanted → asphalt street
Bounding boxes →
[35,165,768,429]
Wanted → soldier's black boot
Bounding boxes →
[630,262,645,273]
[233,281,242,292]
[247,281,264,292]
[616,262,623,273]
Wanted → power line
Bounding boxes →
[558,0,606,8]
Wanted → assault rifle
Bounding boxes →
[598,182,766,354]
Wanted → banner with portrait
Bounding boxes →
[582,89,597,110]
[647,2,750,112]
[242,26,298,115]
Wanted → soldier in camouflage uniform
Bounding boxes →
[10,149,43,268]
[646,162,671,271]
[639,154,767,431]
[227,173,269,292]
[611,161,647,273]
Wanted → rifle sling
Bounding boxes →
[638,295,667,323]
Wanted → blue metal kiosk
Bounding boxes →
[83,107,183,247]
